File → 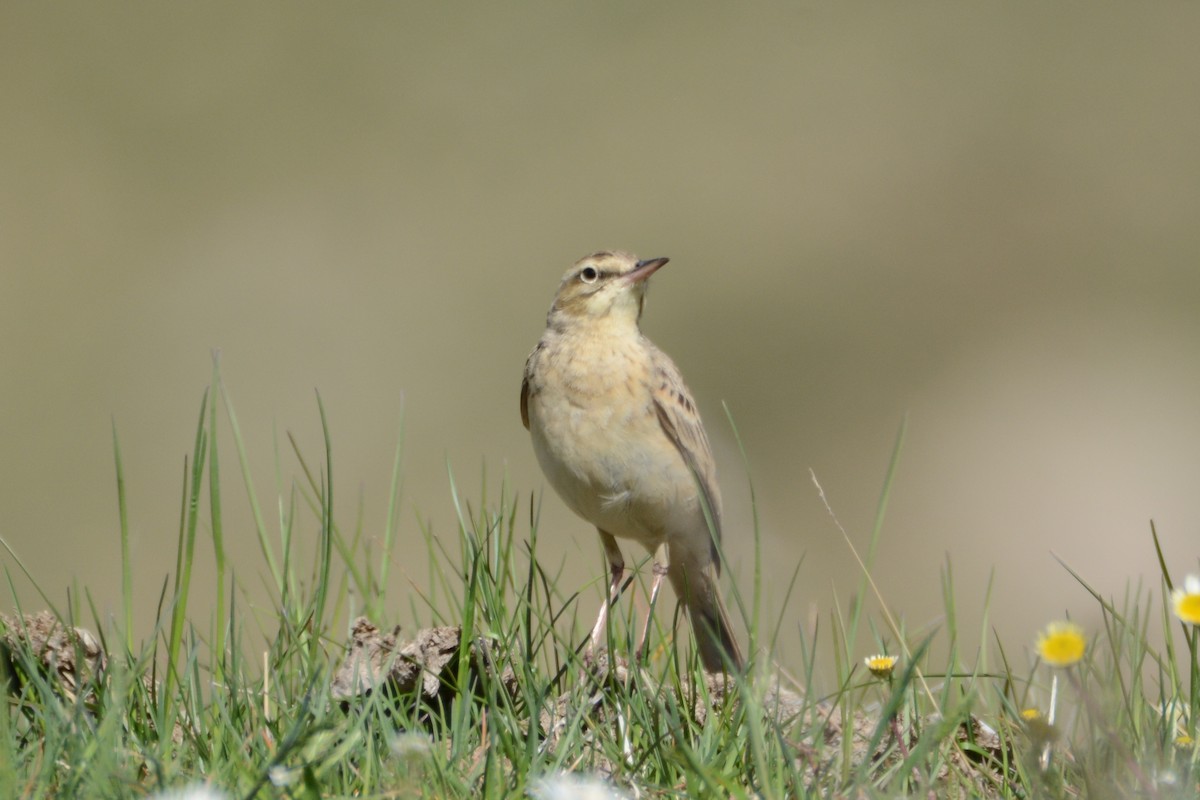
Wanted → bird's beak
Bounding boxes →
[625,257,669,284]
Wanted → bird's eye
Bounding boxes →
[580,266,599,283]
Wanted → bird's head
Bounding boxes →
[547,250,668,329]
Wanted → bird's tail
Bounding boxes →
[690,588,744,673]
[674,564,744,673]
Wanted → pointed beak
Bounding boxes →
[625,257,669,284]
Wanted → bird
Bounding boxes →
[520,250,743,672]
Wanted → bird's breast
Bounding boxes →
[526,333,696,543]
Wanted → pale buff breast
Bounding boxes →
[527,331,701,548]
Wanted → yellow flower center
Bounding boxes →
[864,655,898,678]
[1175,593,1200,625]
[1036,622,1086,667]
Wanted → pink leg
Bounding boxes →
[589,531,626,652]
[636,544,670,662]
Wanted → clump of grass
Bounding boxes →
[0,363,1195,798]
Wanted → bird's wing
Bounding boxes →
[520,373,531,430]
[648,345,724,566]
[520,341,543,430]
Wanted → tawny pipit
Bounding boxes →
[521,250,743,672]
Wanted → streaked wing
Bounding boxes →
[520,341,544,431]
[648,346,724,567]
[520,374,530,430]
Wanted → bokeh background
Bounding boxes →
[3,3,1198,685]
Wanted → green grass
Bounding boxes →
[0,365,1196,799]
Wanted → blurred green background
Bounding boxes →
[3,3,1198,679]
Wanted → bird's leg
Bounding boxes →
[636,543,670,663]
[589,530,626,653]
